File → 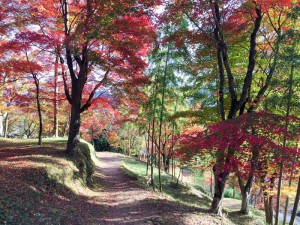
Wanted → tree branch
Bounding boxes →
[80,70,109,113]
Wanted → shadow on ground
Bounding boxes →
[0,142,107,225]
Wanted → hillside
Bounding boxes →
[0,139,265,225]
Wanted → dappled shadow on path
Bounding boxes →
[94,152,219,225]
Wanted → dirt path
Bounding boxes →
[94,152,222,225]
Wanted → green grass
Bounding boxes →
[121,157,267,225]
[224,187,241,200]
[122,158,212,209]
[0,137,69,149]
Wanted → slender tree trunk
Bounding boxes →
[25,51,43,145]
[210,170,213,196]
[157,43,170,192]
[33,77,42,146]
[283,143,298,225]
[165,157,170,173]
[4,113,8,138]
[275,161,284,225]
[0,115,3,137]
[146,123,151,176]
[170,107,176,180]
[289,175,300,225]
[275,64,294,225]
[150,83,158,188]
[232,186,236,199]
[263,177,275,225]
[53,54,59,138]
[162,154,166,172]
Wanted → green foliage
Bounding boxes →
[224,187,241,200]
[93,136,111,152]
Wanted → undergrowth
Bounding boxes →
[121,157,266,225]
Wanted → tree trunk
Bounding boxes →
[238,171,255,215]
[66,89,81,155]
[263,177,275,225]
[4,113,8,138]
[157,43,170,192]
[150,82,158,188]
[210,170,213,196]
[264,193,272,225]
[165,157,170,173]
[289,175,300,225]
[162,154,166,172]
[62,0,89,155]
[0,115,3,137]
[34,78,43,146]
[146,123,151,176]
[283,143,298,225]
[211,164,229,216]
[53,54,59,138]
[240,188,251,214]
[232,186,236,199]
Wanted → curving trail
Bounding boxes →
[94,152,221,225]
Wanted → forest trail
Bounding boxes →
[94,152,222,225]
[0,142,262,225]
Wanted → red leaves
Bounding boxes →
[255,0,293,12]
[176,111,300,176]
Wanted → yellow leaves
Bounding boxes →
[37,5,46,12]
[281,185,297,198]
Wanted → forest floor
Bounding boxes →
[0,139,265,225]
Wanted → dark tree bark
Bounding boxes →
[283,143,298,225]
[53,54,59,138]
[34,76,43,146]
[208,0,284,216]
[25,52,43,145]
[211,165,229,215]
[61,0,107,155]
[146,123,151,176]
[238,139,259,214]
[262,176,275,225]
[150,82,158,188]
[289,175,300,225]
[66,85,83,154]
[211,148,233,216]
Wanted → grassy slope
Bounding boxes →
[0,138,100,225]
[122,157,266,225]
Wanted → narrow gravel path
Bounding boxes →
[94,152,222,225]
